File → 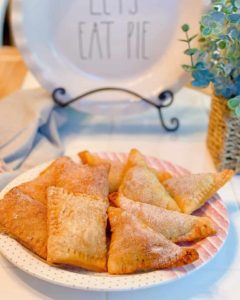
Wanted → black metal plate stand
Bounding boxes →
[52,87,179,132]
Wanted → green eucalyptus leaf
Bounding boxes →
[218,40,226,49]
[182,64,195,72]
[235,105,240,117]
[202,27,212,36]
[179,39,189,42]
[184,48,198,56]
[223,5,235,14]
[182,24,190,32]
[180,1,240,98]
[188,34,198,42]
[234,0,240,8]
[227,96,240,110]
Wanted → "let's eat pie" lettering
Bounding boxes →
[78,0,151,60]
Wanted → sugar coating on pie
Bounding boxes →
[18,156,72,205]
[79,149,172,192]
[126,148,147,168]
[55,161,109,203]
[0,188,47,259]
[0,150,228,275]
[119,165,180,211]
[79,150,125,193]
[108,207,198,274]
[127,149,173,182]
[47,187,108,272]
[118,149,179,211]
[18,156,110,204]
[163,170,234,214]
[111,193,216,243]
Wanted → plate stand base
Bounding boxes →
[52,87,180,132]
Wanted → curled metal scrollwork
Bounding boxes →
[157,90,180,132]
[52,87,180,132]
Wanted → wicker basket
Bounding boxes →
[207,93,240,172]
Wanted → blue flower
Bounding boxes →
[226,14,240,23]
[212,51,221,60]
[201,12,225,35]
[234,75,240,94]
[195,62,207,70]
[191,69,213,88]
[214,76,237,97]
[181,0,240,110]
[227,26,239,38]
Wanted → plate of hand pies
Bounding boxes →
[0,149,233,291]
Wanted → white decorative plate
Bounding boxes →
[12,0,208,115]
[0,153,229,291]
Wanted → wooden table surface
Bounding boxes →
[0,46,27,98]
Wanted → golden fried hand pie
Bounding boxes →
[111,193,216,243]
[119,166,179,210]
[157,171,173,182]
[79,150,124,193]
[108,207,198,274]
[0,224,5,233]
[119,152,179,211]
[0,188,47,259]
[19,156,110,204]
[55,161,110,203]
[125,149,172,181]
[163,170,234,214]
[47,187,108,272]
[126,148,147,168]
[79,149,172,193]
[18,156,72,205]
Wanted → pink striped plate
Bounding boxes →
[0,152,229,291]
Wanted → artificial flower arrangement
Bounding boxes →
[181,0,240,115]
[181,0,240,172]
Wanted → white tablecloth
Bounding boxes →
[1,73,240,300]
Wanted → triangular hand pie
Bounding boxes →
[79,150,125,193]
[19,156,110,204]
[47,187,108,272]
[125,149,172,182]
[18,156,72,205]
[119,150,179,211]
[55,159,110,203]
[163,170,234,214]
[126,148,147,168]
[108,207,198,274]
[0,188,47,259]
[157,171,173,182]
[79,149,172,192]
[110,193,216,243]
